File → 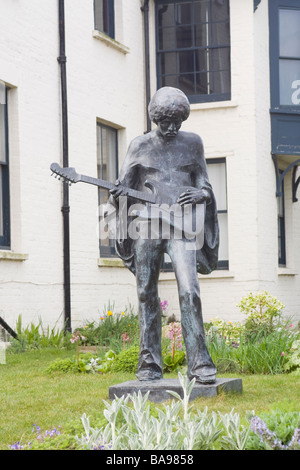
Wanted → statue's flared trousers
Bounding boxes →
[133,237,216,381]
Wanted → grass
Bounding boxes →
[1,348,299,450]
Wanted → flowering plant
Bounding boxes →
[162,322,185,372]
[70,331,86,367]
[165,322,183,359]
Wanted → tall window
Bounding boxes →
[277,173,286,266]
[0,84,10,249]
[207,158,228,269]
[97,123,118,257]
[269,0,300,156]
[278,8,300,107]
[94,0,115,39]
[156,0,231,103]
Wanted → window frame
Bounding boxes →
[97,122,118,258]
[0,86,10,250]
[206,157,228,270]
[155,0,231,104]
[94,0,115,39]
[269,0,300,114]
[277,170,286,267]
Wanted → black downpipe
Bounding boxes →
[58,0,71,332]
[141,0,151,133]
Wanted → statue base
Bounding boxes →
[109,377,242,403]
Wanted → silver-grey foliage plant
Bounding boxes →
[76,373,251,450]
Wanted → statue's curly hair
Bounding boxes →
[148,87,190,124]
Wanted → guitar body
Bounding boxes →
[50,163,205,238]
[130,179,206,238]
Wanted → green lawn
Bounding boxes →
[0,348,299,450]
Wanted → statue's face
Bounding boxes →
[156,116,182,139]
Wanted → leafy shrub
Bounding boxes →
[238,291,285,339]
[111,345,139,373]
[205,292,299,375]
[283,339,300,374]
[75,373,252,451]
[8,315,65,353]
[46,350,117,374]
[46,357,89,374]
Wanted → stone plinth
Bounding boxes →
[109,377,242,403]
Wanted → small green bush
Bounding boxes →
[7,315,66,353]
[238,291,285,339]
[112,345,139,373]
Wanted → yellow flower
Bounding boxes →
[84,325,89,329]
[121,311,125,316]
[107,310,113,316]
[100,316,105,321]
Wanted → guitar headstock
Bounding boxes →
[50,163,81,184]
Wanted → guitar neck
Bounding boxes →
[79,174,156,204]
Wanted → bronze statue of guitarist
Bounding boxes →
[110,87,219,383]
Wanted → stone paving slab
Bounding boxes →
[109,377,243,403]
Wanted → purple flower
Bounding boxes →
[160,300,168,311]
[9,442,24,450]
[251,417,300,450]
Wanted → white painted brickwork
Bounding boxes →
[0,0,299,333]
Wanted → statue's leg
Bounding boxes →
[134,238,164,381]
[167,239,216,383]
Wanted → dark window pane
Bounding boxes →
[178,73,195,95]
[194,24,209,47]
[158,27,175,50]
[176,25,193,48]
[211,21,230,46]
[210,47,230,71]
[210,70,230,94]
[179,50,195,73]
[194,0,211,23]
[158,4,175,28]
[94,0,114,38]
[161,74,179,88]
[97,123,118,258]
[212,0,230,22]
[176,2,193,24]
[196,48,208,72]
[0,104,6,164]
[159,51,178,75]
[196,71,209,94]
[279,59,300,105]
[279,9,300,58]
[0,87,10,249]
[0,166,3,237]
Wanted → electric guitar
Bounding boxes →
[50,163,205,237]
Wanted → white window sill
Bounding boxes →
[190,100,238,112]
[278,267,297,276]
[98,257,125,268]
[92,30,130,55]
[0,251,28,261]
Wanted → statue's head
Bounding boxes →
[148,87,190,125]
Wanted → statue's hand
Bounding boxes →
[177,188,210,206]
[109,180,128,198]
